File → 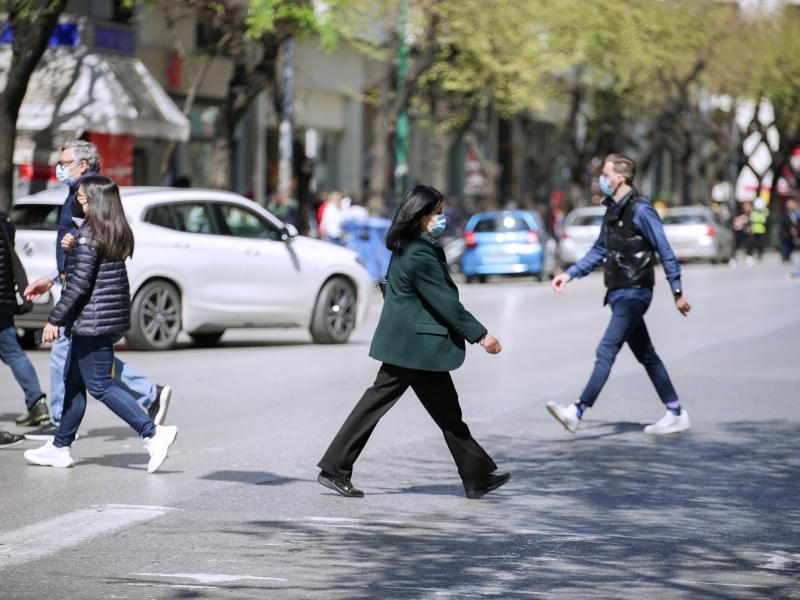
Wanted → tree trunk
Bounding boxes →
[367,107,392,216]
[0,0,69,210]
[464,131,501,208]
[431,130,454,193]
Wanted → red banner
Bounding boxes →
[90,132,134,185]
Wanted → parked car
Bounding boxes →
[557,206,605,269]
[11,187,372,350]
[460,210,551,282]
[662,206,734,264]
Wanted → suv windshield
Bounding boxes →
[10,204,61,230]
[663,213,707,225]
[473,215,530,233]
[568,214,604,227]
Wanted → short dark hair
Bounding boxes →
[81,176,134,261]
[385,185,444,254]
[605,153,636,184]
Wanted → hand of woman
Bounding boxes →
[480,334,502,354]
[61,233,76,252]
[42,323,60,343]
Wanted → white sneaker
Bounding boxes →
[24,440,75,468]
[143,425,178,473]
[644,410,691,435]
[546,401,581,433]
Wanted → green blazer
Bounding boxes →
[369,237,487,372]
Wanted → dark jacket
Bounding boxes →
[369,237,487,372]
[57,170,100,275]
[0,212,17,314]
[603,193,656,290]
[48,227,131,336]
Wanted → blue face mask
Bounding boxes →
[428,214,447,237]
[599,174,618,197]
[55,164,72,184]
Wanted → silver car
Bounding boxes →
[557,206,605,268]
[662,207,734,264]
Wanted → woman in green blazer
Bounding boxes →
[317,185,510,499]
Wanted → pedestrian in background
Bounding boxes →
[747,198,769,263]
[24,177,177,471]
[779,199,799,263]
[23,141,171,440]
[729,201,752,268]
[319,191,344,245]
[317,185,510,499]
[0,211,47,428]
[548,154,692,436]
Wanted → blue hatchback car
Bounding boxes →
[460,210,545,282]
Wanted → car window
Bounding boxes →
[218,204,281,240]
[174,203,216,234]
[10,204,61,230]
[473,215,530,233]
[663,213,707,225]
[568,214,604,227]
[145,204,179,230]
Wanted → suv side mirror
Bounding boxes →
[280,224,299,242]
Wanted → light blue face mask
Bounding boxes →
[428,214,447,237]
[55,164,71,184]
[599,174,617,197]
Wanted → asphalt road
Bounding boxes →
[1,256,799,599]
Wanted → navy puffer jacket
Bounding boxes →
[48,226,131,336]
[0,212,18,314]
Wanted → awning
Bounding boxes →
[0,47,190,155]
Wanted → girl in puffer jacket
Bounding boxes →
[24,176,178,473]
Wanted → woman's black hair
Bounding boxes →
[80,176,134,261]
[385,185,444,254]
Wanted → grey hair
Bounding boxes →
[62,140,101,172]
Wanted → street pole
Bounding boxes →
[253,90,267,206]
[278,35,294,196]
[393,0,409,200]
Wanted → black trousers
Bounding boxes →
[318,363,497,486]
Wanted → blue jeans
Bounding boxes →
[0,312,44,408]
[579,297,678,407]
[50,330,155,425]
[55,334,156,448]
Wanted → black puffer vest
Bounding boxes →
[48,227,131,336]
[603,193,655,290]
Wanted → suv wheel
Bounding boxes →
[310,277,357,344]
[127,280,182,351]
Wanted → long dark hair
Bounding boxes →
[385,185,443,254]
[81,176,134,261]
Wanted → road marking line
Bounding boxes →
[0,504,174,571]
[134,573,287,583]
[673,580,772,589]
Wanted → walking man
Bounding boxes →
[547,153,692,435]
[22,141,171,439]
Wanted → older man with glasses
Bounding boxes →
[21,141,174,439]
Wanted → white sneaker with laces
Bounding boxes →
[24,440,75,468]
[546,401,581,433]
[144,425,178,473]
[644,410,691,435]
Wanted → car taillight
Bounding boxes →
[527,230,540,244]
[706,224,716,237]
[465,232,477,248]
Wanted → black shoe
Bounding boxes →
[0,430,25,446]
[24,422,59,440]
[148,385,172,425]
[17,397,50,427]
[317,471,364,498]
[464,472,511,499]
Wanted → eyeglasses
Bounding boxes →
[56,160,74,168]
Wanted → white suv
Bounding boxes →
[11,187,372,350]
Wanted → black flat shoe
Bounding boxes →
[317,472,364,498]
[464,472,511,499]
